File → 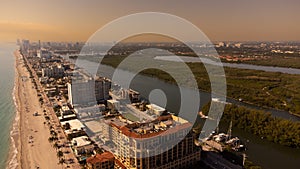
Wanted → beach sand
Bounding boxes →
[13,50,61,169]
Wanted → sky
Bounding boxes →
[0,0,300,42]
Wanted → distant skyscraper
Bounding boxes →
[21,39,30,52]
[38,40,41,50]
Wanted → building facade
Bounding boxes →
[99,114,201,169]
[42,64,65,78]
[68,77,111,107]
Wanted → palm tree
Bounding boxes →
[64,123,71,130]
[59,158,65,164]
[53,142,59,150]
[48,137,54,143]
[57,150,64,159]
[58,158,65,169]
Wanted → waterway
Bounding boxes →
[73,58,300,121]
[73,58,300,169]
[155,55,300,75]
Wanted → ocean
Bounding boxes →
[0,43,17,169]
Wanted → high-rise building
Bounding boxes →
[21,39,30,52]
[97,114,201,169]
[37,49,51,59]
[42,64,65,78]
[38,40,41,50]
[68,77,111,107]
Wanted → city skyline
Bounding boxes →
[1,0,300,42]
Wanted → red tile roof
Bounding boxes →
[87,152,114,165]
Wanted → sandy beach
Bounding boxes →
[12,50,61,169]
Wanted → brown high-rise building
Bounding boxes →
[96,114,201,169]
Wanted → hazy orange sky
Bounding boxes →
[0,0,300,42]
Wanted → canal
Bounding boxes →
[74,58,300,169]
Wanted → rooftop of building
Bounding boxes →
[69,70,111,83]
[72,136,92,147]
[84,120,104,133]
[146,104,165,112]
[74,104,105,113]
[105,113,191,139]
[59,114,77,121]
[61,119,85,131]
[86,152,114,165]
[107,99,120,104]
[128,89,140,95]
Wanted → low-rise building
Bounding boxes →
[107,100,120,112]
[146,104,165,116]
[86,152,115,169]
[128,89,140,103]
[61,119,85,138]
[72,136,94,156]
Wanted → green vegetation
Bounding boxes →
[223,67,300,115]
[203,103,300,148]
[240,56,300,69]
[80,55,300,116]
[122,113,140,122]
[53,105,62,113]
[57,150,64,158]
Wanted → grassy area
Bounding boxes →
[122,113,140,122]
[223,66,300,115]
[237,56,300,69]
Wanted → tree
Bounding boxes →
[59,158,65,164]
[64,122,71,130]
[57,151,64,159]
[45,116,50,121]
[48,137,54,143]
[53,142,59,150]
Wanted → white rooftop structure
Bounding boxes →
[61,119,84,131]
[107,99,120,112]
[58,114,77,121]
[84,120,103,133]
[146,104,166,115]
[72,136,91,147]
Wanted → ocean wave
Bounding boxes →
[7,76,19,169]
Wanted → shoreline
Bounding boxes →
[6,50,61,169]
[6,50,20,169]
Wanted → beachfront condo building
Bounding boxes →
[91,114,201,169]
[68,77,111,107]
